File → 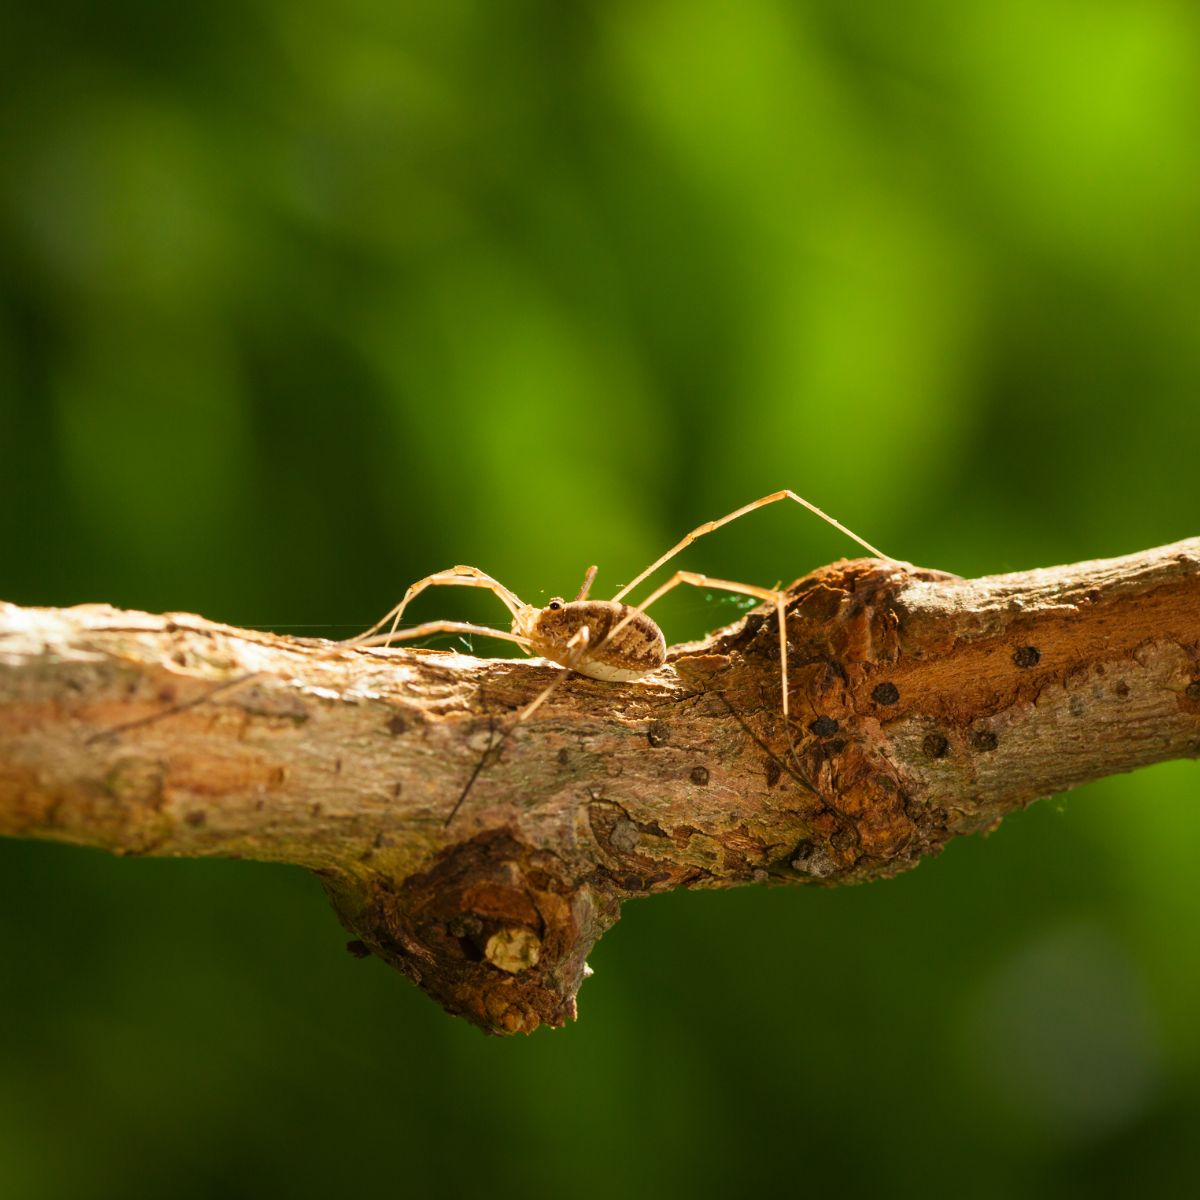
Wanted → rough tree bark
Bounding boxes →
[2,541,1198,1034]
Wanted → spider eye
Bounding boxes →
[547,598,563,611]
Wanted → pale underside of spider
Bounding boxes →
[349,489,891,726]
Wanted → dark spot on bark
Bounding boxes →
[254,798,265,812]
[310,801,322,816]
[830,825,858,852]
[809,716,839,737]
[1186,681,1200,701]
[923,733,950,759]
[766,758,782,787]
[647,720,669,748]
[1069,695,1085,718]
[393,781,403,797]
[1114,681,1131,699]
[791,839,814,864]
[334,757,343,774]
[447,915,483,938]
[1095,664,1106,676]
[690,766,710,786]
[387,714,407,735]
[971,729,998,752]
[158,688,176,703]
[454,936,484,963]
[872,682,900,705]
[827,738,847,753]
[1013,646,1041,668]
[184,810,206,827]
[374,831,394,848]
[556,747,569,765]
[346,940,371,959]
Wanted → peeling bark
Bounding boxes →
[2,541,1198,1034]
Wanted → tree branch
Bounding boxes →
[2,540,1198,1034]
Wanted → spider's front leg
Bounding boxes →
[349,566,528,648]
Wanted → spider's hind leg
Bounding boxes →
[611,489,891,606]
[616,570,791,717]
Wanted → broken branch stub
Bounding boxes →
[1,540,1198,1033]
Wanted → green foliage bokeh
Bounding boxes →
[2,2,1199,1196]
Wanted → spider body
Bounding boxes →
[520,598,666,682]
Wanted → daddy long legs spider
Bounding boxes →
[349,490,894,822]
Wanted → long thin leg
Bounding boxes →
[517,625,589,723]
[348,566,527,648]
[86,671,264,744]
[611,489,891,604]
[574,565,598,602]
[353,619,532,652]
[444,624,593,826]
[612,570,790,716]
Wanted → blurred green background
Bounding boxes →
[2,1,1199,1196]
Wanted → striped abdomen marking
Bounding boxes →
[527,601,666,682]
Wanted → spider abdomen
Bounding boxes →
[528,600,666,682]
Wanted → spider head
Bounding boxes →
[510,596,573,645]
[518,598,583,651]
